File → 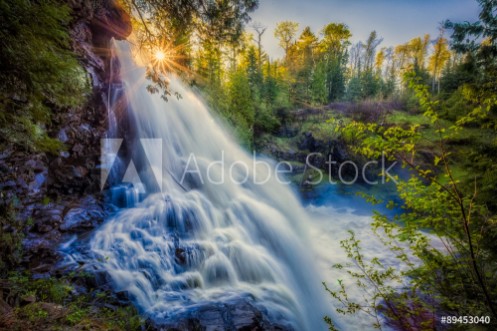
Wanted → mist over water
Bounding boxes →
[90,41,341,330]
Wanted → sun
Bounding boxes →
[148,41,192,77]
[154,50,166,61]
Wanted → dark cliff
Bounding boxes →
[0,0,132,274]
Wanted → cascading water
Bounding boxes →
[90,41,337,330]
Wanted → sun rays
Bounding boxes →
[149,40,192,77]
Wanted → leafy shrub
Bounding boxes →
[0,0,89,153]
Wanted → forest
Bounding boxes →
[1,0,497,330]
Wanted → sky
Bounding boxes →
[250,0,481,59]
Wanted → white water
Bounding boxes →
[90,41,337,330]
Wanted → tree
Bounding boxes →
[410,34,430,70]
[319,23,351,101]
[445,0,497,57]
[428,32,451,93]
[445,0,497,129]
[375,48,385,76]
[195,39,223,86]
[252,22,267,68]
[443,0,497,213]
[293,27,319,105]
[394,35,430,76]
[363,31,383,72]
[227,68,255,145]
[320,22,352,55]
[346,31,383,101]
[349,42,364,76]
[274,21,299,58]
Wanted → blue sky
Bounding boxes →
[250,0,481,59]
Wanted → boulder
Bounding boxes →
[60,196,105,232]
[153,297,294,331]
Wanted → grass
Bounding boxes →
[384,110,496,192]
[386,110,431,126]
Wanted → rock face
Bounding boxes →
[0,0,132,273]
[49,0,132,196]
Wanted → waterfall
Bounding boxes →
[90,41,336,330]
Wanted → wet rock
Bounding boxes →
[21,295,36,305]
[72,143,84,154]
[154,298,294,331]
[175,248,187,265]
[115,290,130,302]
[22,230,62,270]
[72,165,89,178]
[25,159,46,173]
[60,196,104,232]
[57,129,69,143]
[1,180,16,189]
[60,151,71,158]
[33,207,63,233]
[28,173,47,195]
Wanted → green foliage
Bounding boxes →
[0,0,89,152]
[444,1,497,133]
[345,71,382,101]
[6,273,72,304]
[310,61,328,104]
[126,0,258,46]
[445,0,497,56]
[345,76,362,102]
[2,273,144,330]
[227,68,256,145]
[440,87,473,121]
